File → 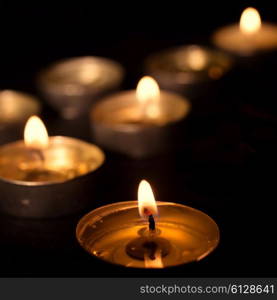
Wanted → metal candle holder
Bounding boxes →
[37,56,124,119]
[90,90,191,158]
[212,8,277,57]
[76,201,220,268]
[0,137,105,218]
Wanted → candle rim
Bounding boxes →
[76,200,220,231]
[91,89,191,128]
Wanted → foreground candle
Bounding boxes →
[0,116,105,218]
[91,76,191,158]
[212,7,277,56]
[76,180,219,268]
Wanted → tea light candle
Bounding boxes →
[76,180,219,268]
[145,45,232,97]
[0,116,105,218]
[0,90,41,144]
[37,56,124,119]
[212,7,277,56]
[91,76,191,158]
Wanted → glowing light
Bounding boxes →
[187,46,207,70]
[136,77,161,119]
[136,76,160,103]
[138,180,158,218]
[78,64,100,84]
[240,7,261,34]
[24,116,49,149]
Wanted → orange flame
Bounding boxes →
[240,7,261,34]
[24,116,49,149]
[138,180,158,218]
[136,76,160,103]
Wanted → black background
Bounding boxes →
[0,1,277,277]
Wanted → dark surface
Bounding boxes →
[0,2,277,277]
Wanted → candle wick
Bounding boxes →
[148,214,156,231]
[30,148,45,164]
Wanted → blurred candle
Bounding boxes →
[0,116,105,218]
[91,76,191,158]
[212,7,277,55]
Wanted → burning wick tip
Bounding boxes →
[148,215,156,231]
[29,148,45,162]
[143,208,156,231]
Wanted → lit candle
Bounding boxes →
[0,116,105,218]
[37,56,124,119]
[212,7,277,55]
[91,76,191,158]
[145,45,232,97]
[76,180,219,268]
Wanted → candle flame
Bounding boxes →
[78,64,100,84]
[138,180,158,218]
[240,7,261,34]
[144,250,164,268]
[24,115,49,149]
[136,76,161,119]
[187,46,207,71]
[136,76,160,103]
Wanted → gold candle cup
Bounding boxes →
[0,90,41,144]
[145,45,232,97]
[76,201,219,268]
[37,56,124,119]
[90,83,191,158]
[0,136,105,218]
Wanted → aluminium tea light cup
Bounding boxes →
[37,56,124,119]
[212,7,277,56]
[76,180,220,268]
[145,45,232,98]
[90,76,191,158]
[0,90,41,144]
[0,116,105,218]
